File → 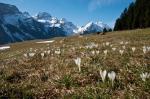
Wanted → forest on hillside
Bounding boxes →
[114,0,150,31]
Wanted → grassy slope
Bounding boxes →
[0,28,150,98]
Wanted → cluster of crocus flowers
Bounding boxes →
[55,49,61,55]
[91,50,100,55]
[140,72,149,82]
[29,53,35,57]
[100,70,116,86]
[86,42,98,49]
[143,46,150,54]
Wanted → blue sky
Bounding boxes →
[0,0,133,27]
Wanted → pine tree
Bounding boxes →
[144,0,150,27]
[103,28,107,33]
[114,18,121,31]
[127,3,134,29]
[114,0,150,31]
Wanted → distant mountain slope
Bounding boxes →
[0,3,111,45]
[0,3,67,45]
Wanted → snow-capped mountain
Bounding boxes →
[34,12,78,36]
[0,3,111,45]
[0,3,66,45]
[77,21,111,34]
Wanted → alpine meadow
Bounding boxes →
[0,0,150,98]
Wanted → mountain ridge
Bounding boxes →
[0,3,111,45]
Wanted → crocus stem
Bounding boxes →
[79,65,81,72]
[112,81,113,86]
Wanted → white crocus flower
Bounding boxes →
[122,46,126,49]
[24,53,28,58]
[86,42,98,49]
[119,50,124,55]
[104,50,108,56]
[108,71,116,86]
[148,73,150,78]
[132,47,136,53]
[96,51,100,54]
[112,48,116,51]
[125,42,129,45]
[100,70,107,82]
[91,51,95,55]
[41,53,45,58]
[47,50,51,54]
[120,41,124,45]
[147,47,150,51]
[74,57,81,72]
[106,42,110,46]
[140,72,148,82]
[29,53,35,57]
[55,49,61,55]
[143,46,147,54]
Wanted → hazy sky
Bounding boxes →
[0,0,133,27]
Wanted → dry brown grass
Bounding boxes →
[0,28,150,98]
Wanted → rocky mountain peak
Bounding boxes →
[0,3,20,15]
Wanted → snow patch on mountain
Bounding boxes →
[35,12,51,20]
[34,12,78,35]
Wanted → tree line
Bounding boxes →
[114,0,150,31]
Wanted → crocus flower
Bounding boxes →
[24,53,28,58]
[120,41,124,45]
[147,47,150,51]
[91,51,95,55]
[74,57,81,72]
[143,46,147,54]
[86,42,98,49]
[29,53,35,57]
[132,47,136,52]
[119,50,124,55]
[106,42,110,46]
[122,46,126,49]
[100,70,107,82]
[41,53,45,58]
[108,71,116,86]
[112,48,116,51]
[47,50,51,54]
[140,72,148,82]
[104,50,108,56]
[125,42,129,45]
[96,51,100,54]
[55,49,61,55]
